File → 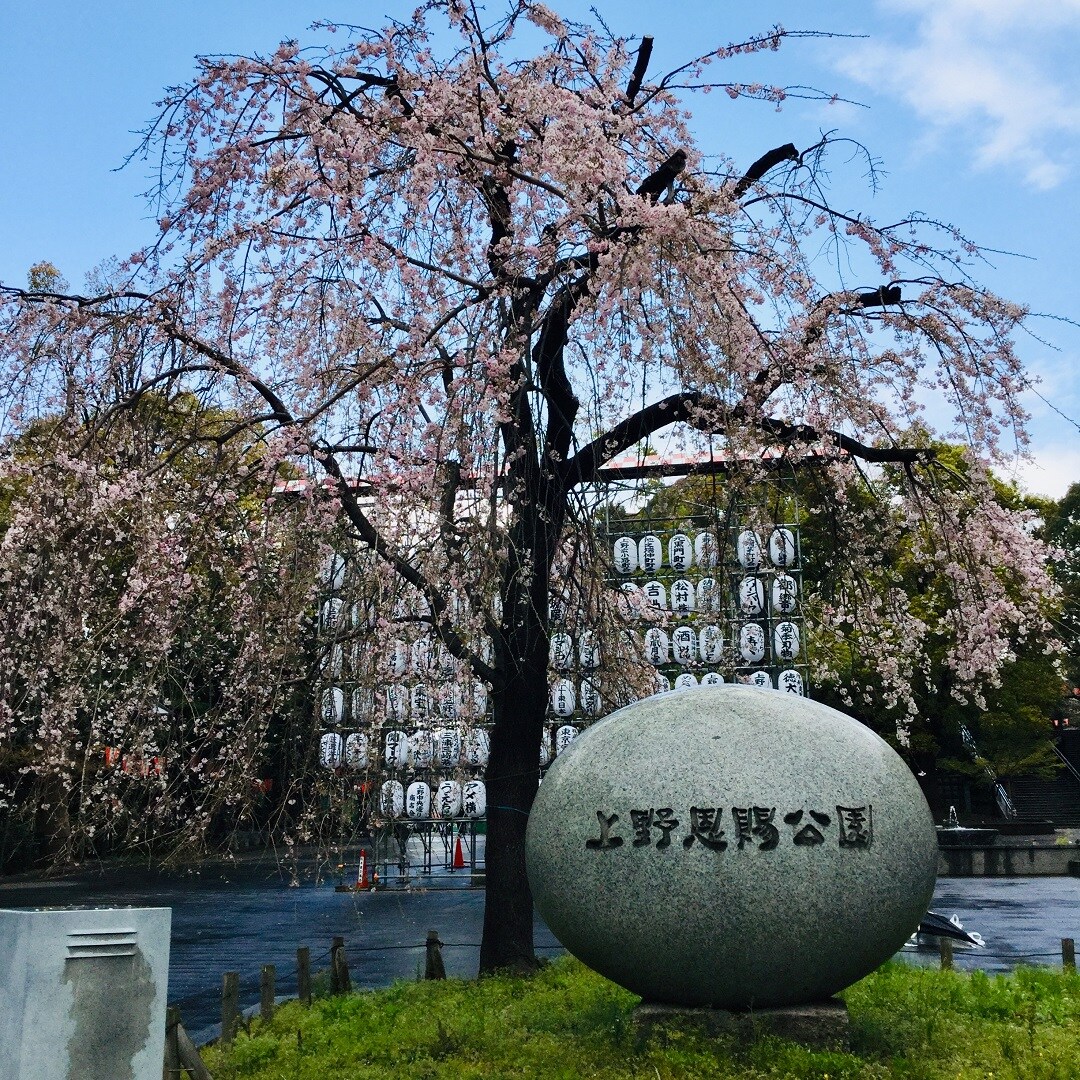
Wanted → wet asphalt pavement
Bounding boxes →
[2,847,1078,1042]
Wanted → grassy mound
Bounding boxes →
[203,957,1080,1079]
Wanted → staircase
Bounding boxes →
[1009,732,1080,825]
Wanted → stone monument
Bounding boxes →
[526,685,937,1015]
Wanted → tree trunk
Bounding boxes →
[479,646,547,974]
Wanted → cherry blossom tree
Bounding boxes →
[0,388,331,869]
[0,2,1060,969]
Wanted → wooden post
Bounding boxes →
[260,963,276,1021]
[331,935,351,994]
[163,1005,181,1080]
[939,936,953,971]
[330,936,343,994]
[1063,937,1076,972]
[221,971,240,1045]
[297,946,312,1005]
[176,1022,214,1080]
[425,929,446,980]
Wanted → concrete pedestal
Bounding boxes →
[633,997,850,1051]
[0,907,171,1080]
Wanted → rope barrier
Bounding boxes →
[170,937,1077,1013]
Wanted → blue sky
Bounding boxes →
[2,1,1077,496]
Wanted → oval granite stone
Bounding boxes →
[526,685,937,1008]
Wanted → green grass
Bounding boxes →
[201,957,1080,1079]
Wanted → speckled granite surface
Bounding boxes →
[526,685,937,1008]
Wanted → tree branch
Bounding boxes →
[625,36,653,104]
[562,391,935,487]
[733,143,799,198]
[636,149,687,202]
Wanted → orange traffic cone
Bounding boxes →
[452,834,466,870]
[357,850,371,889]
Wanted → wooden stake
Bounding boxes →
[1063,937,1076,972]
[425,929,446,980]
[176,1022,214,1080]
[939,937,953,971]
[221,971,240,1045]
[163,1005,181,1080]
[331,935,351,994]
[260,964,276,1021]
[297,946,312,1006]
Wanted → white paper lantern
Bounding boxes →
[613,536,638,575]
[344,732,368,770]
[436,779,463,818]
[463,780,487,819]
[411,728,436,768]
[701,671,725,686]
[550,631,575,671]
[671,625,698,666]
[321,687,344,727]
[324,552,346,591]
[773,621,801,662]
[320,597,344,632]
[772,573,799,614]
[380,779,404,818]
[654,673,672,695]
[579,678,602,717]
[738,576,765,615]
[551,678,576,717]
[670,579,696,615]
[319,732,343,768]
[555,724,578,755]
[437,684,462,721]
[351,600,375,631]
[351,687,374,724]
[384,729,409,769]
[325,644,344,679]
[736,529,763,570]
[463,727,491,767]
[435,643,457,677]
[385,684,407,723]
[644,627,670,666]
[698,624,724,664]
[668,533,694,573]
[471,681,489,717]
[696,577,721,615]
[436,726,462,769]
[410,638,431,674]
[694,530,719,569]
[549,593,569,624]
[578,629,601,670]
[410,683,431,720]
[447,589,467,625]
[637,582,663,614]
[674,673,699,691]
[406,781,431,819]
[769,528,797,568]
[739,623,766,663]
[539,735,552,767]
[386,639,408,678]
[617,581,640,619]
[749,670,773,688]
[777,668,805,695]
[638,534,664,575]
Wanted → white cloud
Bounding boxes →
[835,0,1080,189]
[1008,443,1080,499]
